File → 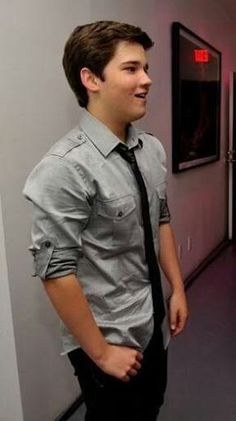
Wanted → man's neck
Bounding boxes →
[87,107,128,142]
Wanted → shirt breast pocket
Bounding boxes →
[95,195,139,250]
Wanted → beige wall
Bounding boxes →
[0,0,235,419]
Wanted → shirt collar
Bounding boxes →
[79,110,141,157]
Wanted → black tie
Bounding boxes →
[115,143,165,324]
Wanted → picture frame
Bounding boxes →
[172,22,221,172]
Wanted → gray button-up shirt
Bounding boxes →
[23,110,171,354]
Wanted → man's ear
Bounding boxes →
[80,67,100,93]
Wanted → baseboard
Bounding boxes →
[185,238,230,290]
[55,394,84,421]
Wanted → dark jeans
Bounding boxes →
[68,326,167,421]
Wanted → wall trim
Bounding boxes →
[185,239,230,289]
[55,394,84,421]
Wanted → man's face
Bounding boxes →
[94,41,152,127]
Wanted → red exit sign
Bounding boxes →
[194,49,209,62]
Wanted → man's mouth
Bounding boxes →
[135,92,147,99]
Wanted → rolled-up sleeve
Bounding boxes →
[159,197,171,224]
[156,141,171,224]
[23,155,91,280]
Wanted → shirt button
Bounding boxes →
[44,241,51,248]
[118,211,123,217]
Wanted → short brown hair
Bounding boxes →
[62,21,154,108]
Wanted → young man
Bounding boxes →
[23,21,188,421]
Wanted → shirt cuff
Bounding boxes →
[30,241,81,280]
[159,198,171,224]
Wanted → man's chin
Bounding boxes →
[131,110,147,122]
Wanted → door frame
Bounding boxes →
[228,71,236,242]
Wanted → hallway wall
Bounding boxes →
[0,1,236,420]
[150,0,236,276]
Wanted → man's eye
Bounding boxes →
[125,67,136,73]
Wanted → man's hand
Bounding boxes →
[95,344,143,382]
[168,288,188,336]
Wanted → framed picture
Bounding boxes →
[172,22,221,172]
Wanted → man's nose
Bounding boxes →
[141,71,152,87]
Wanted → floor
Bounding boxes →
[68,245,236,421]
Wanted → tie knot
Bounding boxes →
[115,144,136,164]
